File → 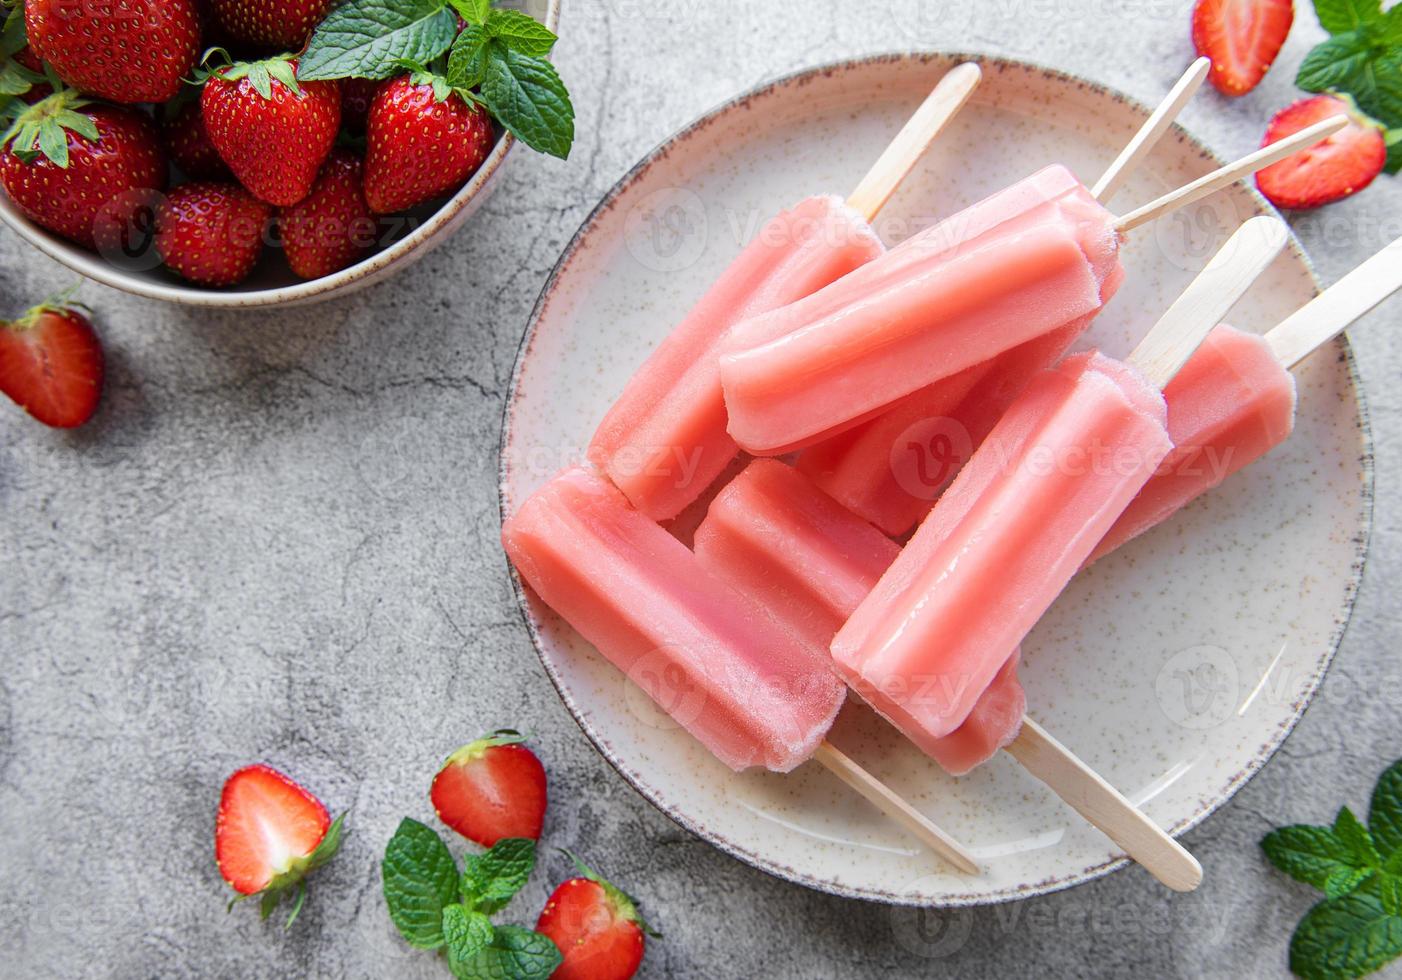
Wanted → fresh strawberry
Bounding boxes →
[0,295,103,428]
[536,853,658,980]
[215,764,344,927]
[1192,0,1294,97]
[364,72,493,214]
[1256,95,1385,209]
[211,0,335,49]
[161,99,230,180]
[155,181,271,286]
[0,90,166,250]
[24,0,200,104]
[430,731,547,848]
[13,45,41,73]
[340,77,381,136]
[200,55,340,207]
[279,149,375,280]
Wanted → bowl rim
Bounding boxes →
[497,50,1375,907]
[0,0,561,309]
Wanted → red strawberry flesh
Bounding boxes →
[1256,95,1385,209]
[216,764,330,896]
[1192,0,1293,97]
[430,738,546,847]
[0,306,104,429]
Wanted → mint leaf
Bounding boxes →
[451,925,562,980]
[447,24,491,90]
[484,9,557,57]
[447,0,490,26]
[480,46,573,159]
[1291,892,1402,980]
[1314,0,1382,34]
[382,818,460,950]
[461,838,536,915]
[1298,31,1378,92]
[1372,761,1402,859]
[1385,128,1402,174]
[443,905,495,978]
[1263,821,1378,898]
[1365,873,1402,916]
[300,0,459,81]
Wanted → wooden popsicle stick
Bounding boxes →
[845,62,982,222]
[1004,718,1203,892]
[1114,115,1349,233]
[814,740,981,874]
[1128,215,1289,388]
[1092,58,1211,205]
[1267,234,1402,369]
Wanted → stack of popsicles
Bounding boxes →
[503,56,1356,887]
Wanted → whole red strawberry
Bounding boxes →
[1191,0,1294,97]
[13,45,42,73]
[0,90,166,250]
[201,55,340,207]
[430,731,547,848]
[364,72,493,214]
[211,0,335,49]
[155,181,271,286]
[161,99,231,180]
[216,764,344,928]
[280,149,376,280]
[25,0,200,104]
[0,295,103,428]
[536,853,658,980]
[1256,95,1385,210]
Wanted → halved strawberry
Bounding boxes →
[430,731,547,848]
[215,764,344,927]
[0,295,103,428]
[1256,95,1385,209]
[1192,0,1293,97]
[536,853,658,980]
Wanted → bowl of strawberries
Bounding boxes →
[0,0,568,307]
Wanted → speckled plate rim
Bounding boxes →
[0,0,560,309]
[497,51,1375,907]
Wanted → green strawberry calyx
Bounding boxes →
[197,50,305,101]
[1,79,97,169]
[9,284,89,330]
[561,849,661,938]
[438,729,527,770]
[394,59,483,108]
[227,812,346,931]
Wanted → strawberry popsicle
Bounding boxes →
[693,459,1025,774]
[588,195,885,521]
[502,466,845,773]
[832,351,1173,740]
[717,170,1123,455]
[1088,324,1296,562]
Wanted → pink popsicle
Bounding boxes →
[587,195,885,522]
[1088,324,1297,563]
[718,172,1123,455]
[693,459,1025,774]
[503,466,844,773]
[832,351,1172,741]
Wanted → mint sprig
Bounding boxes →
[383,820,561,980]
[297,0,572,159]
[300,0,460,81]
[1263,759,1402,978]
[1299,0,1402,172]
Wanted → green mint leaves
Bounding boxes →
[299,0,572,159]
[1300,0,1402,171]
[300,0,460,81]
[383,820,561,980]
[1262,759,1402,978]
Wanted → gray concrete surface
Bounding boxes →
[3,2,1401,977]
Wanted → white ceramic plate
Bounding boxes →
[499,54,1371,905]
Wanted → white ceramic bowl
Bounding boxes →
[500,53,1371,905]
[0,0,559,308]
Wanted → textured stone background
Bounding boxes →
[2,2,1401,977]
